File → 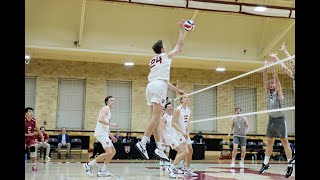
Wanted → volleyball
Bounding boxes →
[183,20,195,31]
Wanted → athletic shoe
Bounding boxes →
[97,170,111,177]
[239,161,245,168]
[184,170,198,177]
[82,163,93,176]
[154,148,169,162]
[289,156,295,164]
[285,166,293,178]
[135,142,149,160]
[230,162,235,168]
[173,168,184,174]
[32,166,37,172]
[259,163,270,174]
[166,166,177,178]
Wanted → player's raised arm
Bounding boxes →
[167,20,186,59]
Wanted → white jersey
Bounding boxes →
[162,113,176,137]
[94,107,111,136]
[148,53,172,82]
[176,105,191,134]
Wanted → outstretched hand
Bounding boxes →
[177,89,184,95]
[178,19,185,31]
[279,42,286,51]
[269,52,277,58]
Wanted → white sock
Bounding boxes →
[156,142,163,150]
[101,163,107,171]
[88,159,97,166]
[241,158,244,163]
[264,156,270,165]
[141,136,148,145]
[231,158,235,163]
[32,163,36,166]
[287,159,293,167]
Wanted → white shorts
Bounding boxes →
[146,80,168,107]
[95,134,113,149]
[165,134,185,149]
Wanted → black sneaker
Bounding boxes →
[259,163,270,174]
[289,156,295,164]
[285,166,293,178]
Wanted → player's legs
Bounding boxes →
[265,137,275,161]
[96,146,115,177]
[184,143,193,168]
[240,145,246,168]
[260,117,278,174]
[184,144,197,176]
[230,140,239,168]
[145,103,162,141]
[239,137,247,168]
[274,116,293,177]
[259,137,275,174]
[136,80,168,160]
[172,144,188,167]
[83,135,113,176]
[28,144,37,172]
[164,146,171,165]
[166,141,188,178]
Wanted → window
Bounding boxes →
[234,87,257,133]
[193,85,217,132]
[25,77,36,113]
[57,79,85,129]
[106,81,132,130]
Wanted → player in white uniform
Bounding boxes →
[172,95,198,177]
[159,102,173,166]
[135,20,186,162]
[160,102,188,178]
[83,96,119,177]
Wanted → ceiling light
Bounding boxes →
[124,62,134,66]
[254,6,267,12]
[216,67,226,72]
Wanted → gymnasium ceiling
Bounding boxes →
[25,0,295,72]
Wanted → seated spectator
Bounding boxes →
[122,132,133,143]
[90,139,105,159]
[193,131,205,144]
[115,131,122,143]
[57,127,72,159]
[35,126,51,160]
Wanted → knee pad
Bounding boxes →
[29,146,37,157]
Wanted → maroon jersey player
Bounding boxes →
[25,107,43,172]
